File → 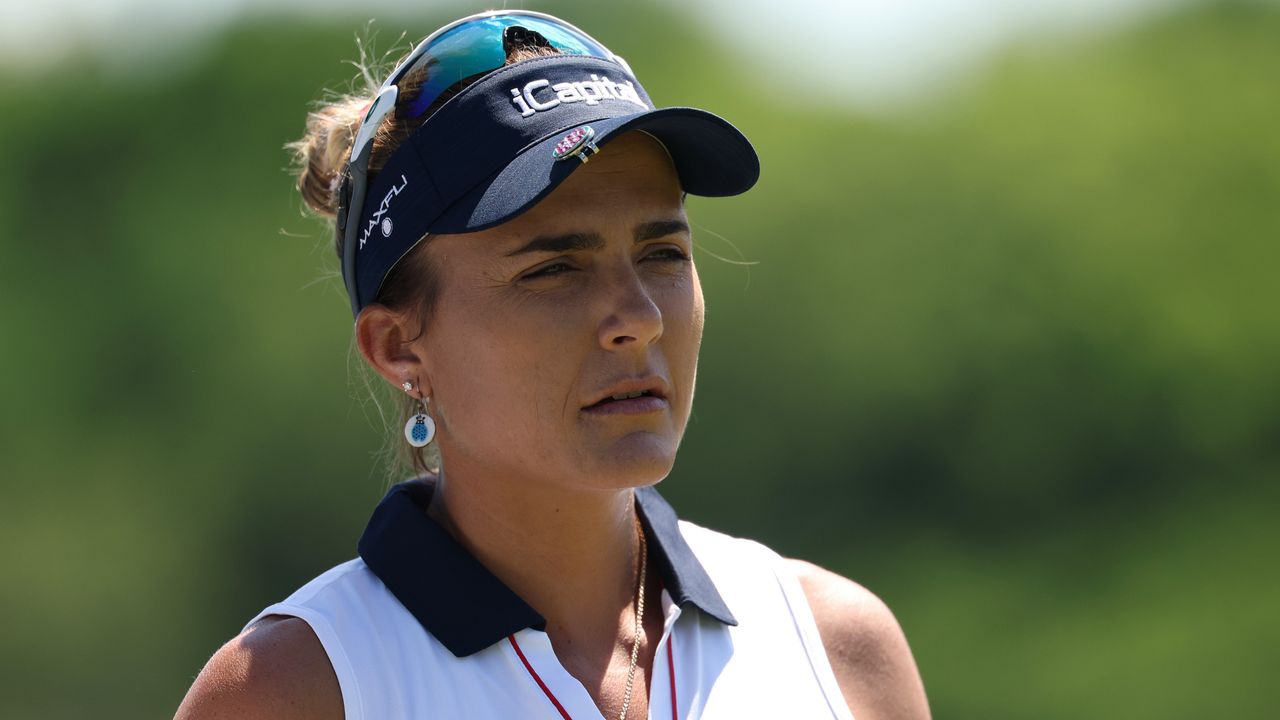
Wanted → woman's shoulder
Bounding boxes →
[175,558,384,720]
[267,557,377,608]
[174,616,343,720]
[674,517,784,564]
[788,559,932,720]
[674,520,930,718]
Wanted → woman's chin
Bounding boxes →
[578,432,681,490]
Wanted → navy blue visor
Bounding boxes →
[337,14,760,319]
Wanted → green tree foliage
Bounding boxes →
[0,1,1275,717]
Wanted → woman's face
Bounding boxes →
[417,131,702,492]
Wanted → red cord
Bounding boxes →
[509,630,680,720]
[667,633,678,720]
[508,634,573,720]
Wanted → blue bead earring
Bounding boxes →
[402,380,436,448]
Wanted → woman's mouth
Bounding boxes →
[582,388,668,415]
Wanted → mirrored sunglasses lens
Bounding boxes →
[398,14,613,119]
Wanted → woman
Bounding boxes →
[177,10,929,720]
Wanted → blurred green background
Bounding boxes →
[1,0,1277,717]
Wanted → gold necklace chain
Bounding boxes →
[617,516,647,720]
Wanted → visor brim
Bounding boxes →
[426,107,760,234]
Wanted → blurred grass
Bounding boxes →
[0,1,1277,717]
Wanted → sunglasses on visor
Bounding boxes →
[337,11,631,318]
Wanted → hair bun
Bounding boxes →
[291,98,368,218]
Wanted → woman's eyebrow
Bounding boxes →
[635,219,690,242]
[506,232,605,256]
[506,220,690,257]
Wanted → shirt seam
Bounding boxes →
[772,559,858,720]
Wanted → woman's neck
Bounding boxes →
[425,463,645,656]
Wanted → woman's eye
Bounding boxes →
[522,261,574,280]
[645,247,690,263]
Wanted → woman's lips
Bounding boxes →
[581,395,668,415]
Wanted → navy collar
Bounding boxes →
[357,479,737,657]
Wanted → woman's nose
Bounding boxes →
[597,267,663,349]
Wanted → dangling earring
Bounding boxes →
[402,380,435,447]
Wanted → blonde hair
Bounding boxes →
[288,35,562,481]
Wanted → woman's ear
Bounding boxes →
[355,305,432,397]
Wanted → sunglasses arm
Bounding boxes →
[340,86,401,319]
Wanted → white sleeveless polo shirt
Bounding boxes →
[244,481,854,719]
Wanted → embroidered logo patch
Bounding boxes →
[552,125,599,163]
[509,75,646,118]
[359,173,409,249]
